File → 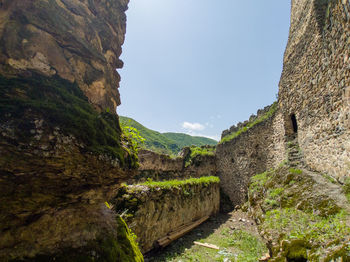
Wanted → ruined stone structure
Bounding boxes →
[217,0,350,205]
[217,109,286,204]
[113,180,220,253]
[127,148,216,183]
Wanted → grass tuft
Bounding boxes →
[137,176,220,189]
[185,146,216,167]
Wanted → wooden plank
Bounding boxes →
[157,216,210,248]
[259,253,271,261]
[193,241,219,250]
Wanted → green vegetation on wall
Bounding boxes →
[184,146,216,167]
[122,125,145,155]
[114,176,220,222]
[248,166,350,260]
[119,116,217,155]
[157,227,268,262]
[220,102,278,144]
[112,216,144,262]
[0,73,137,168]
[138,176,220,189]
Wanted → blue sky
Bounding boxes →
[118,0,291,141]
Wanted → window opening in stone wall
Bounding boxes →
[291,114,298,133]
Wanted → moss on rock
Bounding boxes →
[248,165,350,261]
[113,216,144,262]
[0,73,137,168]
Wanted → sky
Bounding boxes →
[118,0,291,141]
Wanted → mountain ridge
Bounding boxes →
[119,116,217,155]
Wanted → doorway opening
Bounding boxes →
[290,114,298,133]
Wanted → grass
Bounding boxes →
[220,102,277,144]
[344,178,350,203]
[263,208,349,247]
[269,187,284,198]
[189,146,216,158]
[249,170,272,195]
[185,146,216,167]
[322,173,338,184]
[159,227,267,262]
[248,164,350,260]
[288,168,303,175]
[137,176,220,189]
[114,176,220,221]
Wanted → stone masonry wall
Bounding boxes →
[216,111,286,205]
[113,181,220,253]
[127,149,217,183]
[279,0,350,182]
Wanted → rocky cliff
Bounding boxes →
[0,0,142,261]
[0,0,128,111]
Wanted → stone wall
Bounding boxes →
[221,104,274,139]
[278,0,350,183]
[216,110,286,205]
[113,179,220,253]
[127,148,217,183]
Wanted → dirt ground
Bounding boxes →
[144,210,268,262]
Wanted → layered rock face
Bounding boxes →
[0,0,128,111]
[279,0,350,182]
[0,0,139,261]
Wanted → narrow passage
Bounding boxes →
[145,209,268,262]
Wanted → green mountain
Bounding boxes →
[162,132,217,149]
[119,116,217,155]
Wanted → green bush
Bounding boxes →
[185,146,216,167]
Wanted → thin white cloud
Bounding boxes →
[181,121,219,141]
[200,134,219,141]
[189,132,220,141]
[182,122,205,131]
